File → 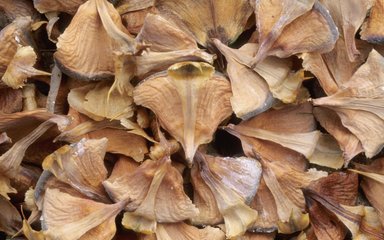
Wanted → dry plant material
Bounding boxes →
[42,188,126,240]
[313,49,384,158]
[54,0,134,80]
[155,0,253,47]
[301,38,370,95]
[0,88,23,113]
[1,0,384,239]
[2,46,51,89]
[351,157,384,226]
[0,195,22,235]
[192,153,262,238]
[59,108,148,162]
[226,103,328,233]
[313,107,363,165]
[361,0,384,44]
[136,13,197,52]
[226,103,320,160]
[308,133,345,169]
[320,0,374,62]
[0,114,68,178]
[214,39,306,106]
[33,0,87,14]
[104,156,198,233]
[118,0,155,35]
[303,172,357,240]
[42,138,109,202]
[139,222,226,240]
[0,0,38,23]
[134,62,232,164]
[68,82,134,121]
[0,16,33,78]
[214,40,274,119]
[304,171,384,239]
[252,1,338,64]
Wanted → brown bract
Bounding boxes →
[42,138,110,202]
[0,17,33,78]
[2,46,51,89]
[301,38,371,95]
[361,0,384,44]
[249,179,278,232]
[134,62,232,165]
[253,0,315,63]
[67,81,134,121]
[135,49,215,80]
[0,110,68,200]
[0,88,23,113]
[236,232,276,240]
[261,158,326,234]
[33,0,87,14]
[352,158,384,226]
[226,103,320,160]
[136,14,197,52]
[304,172,384,239]
[313,49,384,158]
[141,222,226,240]
[225,104,328,233]
[308,133,345,169]
[0,0,37,23]
[118,0,155,35]
[43,188,126,240]
[192,153,261,238]
[320,0,374,62]
[214,39,274,120]
[251,1,338,65]
[58,108,148,162]
[0,132,11,144]
[313,107,363,165]
[103,157,198,233]
[303,172,357,240]
[155,0,253,48]
[54,0,134,80]
[0,112,69,179]
[214,39,305,105]
[0,195,22,235]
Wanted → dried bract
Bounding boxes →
[103,157,198,233]
[361,0,384,44]
[0,88,22,113]
[313,107,363,165]
[301,38,370,95]
[214,40,305,104]
[252,2,338,64]
[352,158,384,226]
[155,0,253,47]
[320,0,374,61]
[134,62,232,164]
[33,0,87,14]
[227,103,320,159]
[0,17,33,78]
[0,0,37,23]
[148,223,225,240]
[313,50,384,158]
[0,196,22,235]
[192,153,261,238]
[136,13,197,52]
[214,39,274,119]
[68,82,134,121]
[2,46,50,89]
[43,188,126,240]
[54,0,133,80]
[42,138,109,202]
